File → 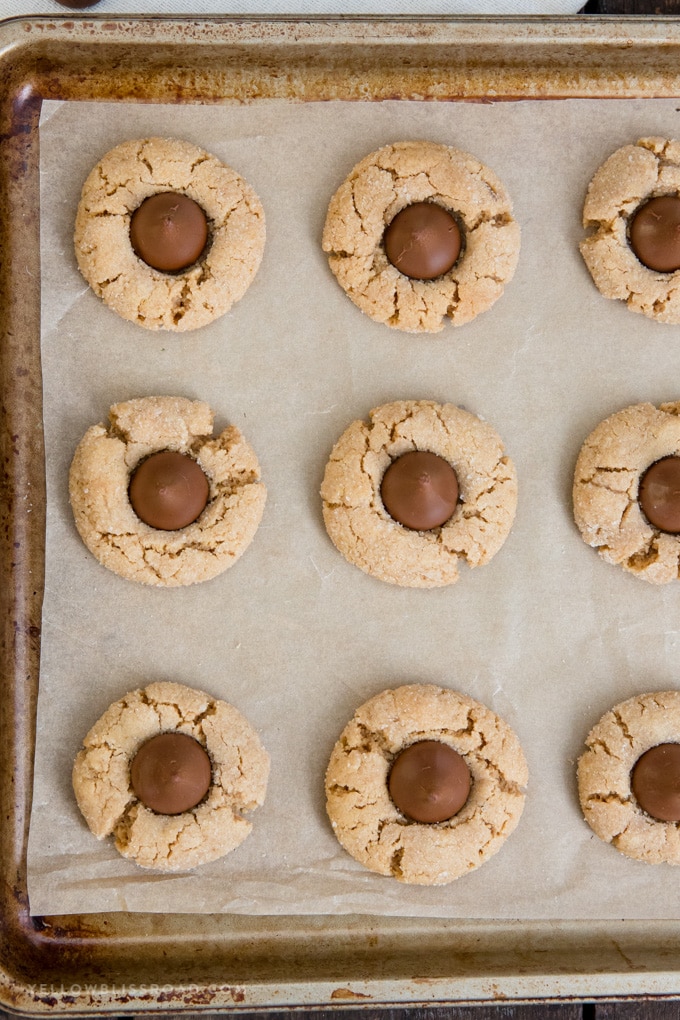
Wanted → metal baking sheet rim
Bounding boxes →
[4,13,680,1014]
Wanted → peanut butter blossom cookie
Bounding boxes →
[573,401,680,584]
[320,399,517,587]
[577,691,680,864]
[325,684,528,885]
[74,136,265,331]
[72,681,269,871]
[69,395,267,587]
[322,141,520,333]
[580,137,680,323]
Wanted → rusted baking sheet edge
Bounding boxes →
[5,16,680,101]
[3,15,680,1016]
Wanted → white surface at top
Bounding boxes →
[0,1,587,19]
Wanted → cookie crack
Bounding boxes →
[163,817,200,859]
[98,534,225,583]
[443,706,476,737]
[445,291,461,318]
[646,694,676,715]
[213,468,261,492]
[142,539,224,560]
[194,703,218,729]
[188,154,211,174]
[88,738,132,759]
[653,294,671,314]
[87,209,130,221]
[626,538,660,571]
[477,810,507,843]
[459,488,509,523]
[147,695,213,730]
[137,147,155,178]
[114,801,142,849]
[586,791,632,807]
[170,280,194,324]
[611,819,638,845]
[349,185,373,245]
[582,465,637,484]
[144,695,179,732]
[612,710,637,749]
[99,272,124,290]
[589,498,631,539]
[96,165,139,201]
[476,756,525,797]
[390,846,405,878]
[588,736,625,761]
[356,722,391,755]
[433,406,460,445]
[329,793,381,816]
[326,782,365,796]
[387,412,418,446]
[466,210,513,233]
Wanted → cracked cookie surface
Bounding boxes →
[573,401,680,584]
[325,684,528,885]
[72,681,270,871]
[320,399,517,588]
[321,140,520,333]
[69,395,267,587]
[74,137,265,331]
[577,691,680,865]
[580,137,680,323]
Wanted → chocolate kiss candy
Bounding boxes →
[130,192,208,272]
[129,450,209,531]
[631,743,680,822]
[380,450,459,531]
[638,455,680,534]
[384,202,462,280]
[130,732,212,815]
[629,195,680,273]
[388,740,471,824]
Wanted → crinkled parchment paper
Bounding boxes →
[26,97,680,917]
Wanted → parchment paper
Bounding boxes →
[26,96,680,918]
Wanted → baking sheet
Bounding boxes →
[26,95,680,919]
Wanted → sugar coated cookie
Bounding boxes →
[72,681,269,871]
[74,137,265,331]
[573,401,680,584]
[69,395,266,587]
[325,684,528,885]
[578,691,680,865]
[322,141,520,333]
[580,137,680,323]
[320,399,517,588]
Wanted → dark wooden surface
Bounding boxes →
[2,1000,680,1019]
[214,1009,678,1018]
[4,1006,680,1019]
[584,0,680,11]
[88,999,676,1018]
[0,1000,671,1018]
[156,1008,680,1018]
[1,2,676,1019]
